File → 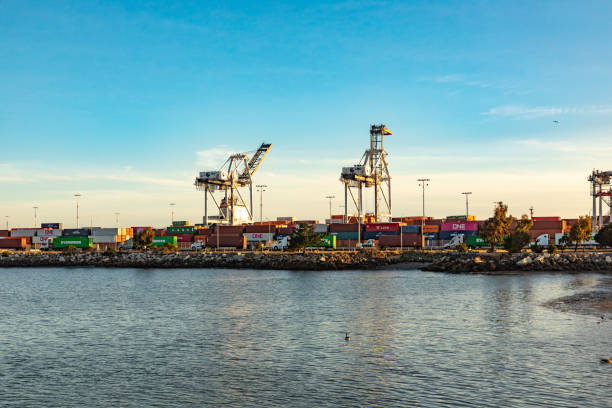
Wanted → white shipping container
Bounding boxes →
[93,228,121,236]
[93,235,119,243]
[10,229,37,237]
[32,236,53,244]
[36,229,62,237]
[243,232,275,242]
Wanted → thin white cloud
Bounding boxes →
[484,104,612,119]
[196,146,235,168]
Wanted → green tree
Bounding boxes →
[134,229,155,249]
[594,223,612,248]
[480,202,514,251]
[503,231,530,253]
[568,216,593,252]
[515,214,533,233]
[503,214,533,253]
[289,223,323,252]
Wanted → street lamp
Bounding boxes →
[33,206,39,228]
[256,185,267,222]
[74,194,81,228]
[169,202,175,225]
[461,192,472,219]
[418,179,430,249]
[325,195,335,222]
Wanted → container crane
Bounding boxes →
[195,143,272,225]
[340,124,392,223]
[588,170,612,231]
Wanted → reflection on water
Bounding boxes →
[0,268,610,407]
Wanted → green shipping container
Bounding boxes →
[53,236,93,249]
[465,235,486,247]
[166,226,195,234]
[312,235,336,249]
[151,236,178,246]
[172,221,190,227]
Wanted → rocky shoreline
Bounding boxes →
[1,250,612,272]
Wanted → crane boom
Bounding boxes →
[240,143,272,180]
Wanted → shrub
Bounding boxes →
[65,246,77,254]
[549,244,559,254]
[1,251,10,257]
[530,243,544,253]
[457,242,469,252]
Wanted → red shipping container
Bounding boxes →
[423,225,439,233]
[365,223,400,232]
[277,227,295,236]
[532,220,564,230]
[329,223,360,233]
[440,221,479,232]
[533,216,561,222]
[0,237,27,249]
[206,235,247,249]
[245,225,276,233]
[0,230,9,237]
[337,239,359,248]
[379,234,422,248]
[216,226,244,235]
[425,219,444,226]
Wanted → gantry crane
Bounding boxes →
[195,143,272,225]
[340,124,392,223]
[588,170,612,231]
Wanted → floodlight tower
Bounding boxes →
[195,143,272,226]
[588,170,612,231]
[340,124,392,223]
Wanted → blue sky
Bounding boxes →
[1,0,611,227]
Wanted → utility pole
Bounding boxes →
[461,192,472,219]
[529,206,534,219]
[418,179,430,250]
[33,206,39,228]
[115,212,120,227]
[256,184,267,222]
[74,194,81,228]
[325,195,335,222]
[4,216,8,230]
[169,202,175,225]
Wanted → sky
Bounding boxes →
[1,0,611,228]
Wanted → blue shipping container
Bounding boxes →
[62,228,92,237]
[401,225,420,233]
[331,232,360,240]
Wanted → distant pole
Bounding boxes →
[325,195,335,222]
[529,206,534,219]
[418,179,430,249]
[169,202,175,225]
[256,184,267,222]
[4,216,8,230]
[115,212,120,227]
[74,194,81,228]
[461,192,472,219]
[33,206,39,228]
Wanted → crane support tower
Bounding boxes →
[195,143,272,226]
[588,170,612,232]
[340,124,392,223]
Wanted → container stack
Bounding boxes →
[329,223,360,247]
[207,225,247,249]
[244,225,275,246]
[439,221,479,241]
[529,217,566,243]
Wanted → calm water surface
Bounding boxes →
[0,268,610,407]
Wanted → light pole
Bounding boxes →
[169,202,175,225]
[461,192,472,219]
[33,206,39,228]
[529,206,534,219]
[256,185,267,222]
[4,216,8,230]
[74,194,81,228]
[418,179,430,249]
[325,195,335,222]
[115,212,120,227]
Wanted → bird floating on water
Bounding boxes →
[345,332,350,341]
[598,316,606,324]
[601,358,612,364]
